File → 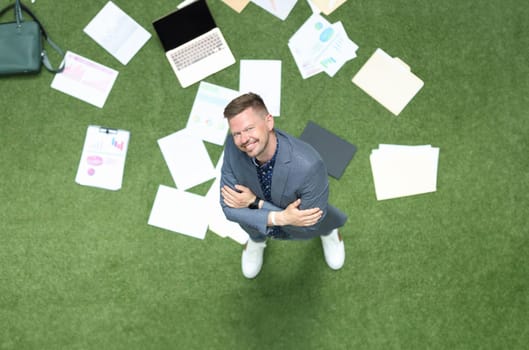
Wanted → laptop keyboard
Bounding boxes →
[170,31,225,71]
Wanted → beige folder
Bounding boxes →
[352,48,424,116]
[312,0,347,15]
[222,0,251,13]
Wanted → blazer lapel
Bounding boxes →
[271,131,291,207]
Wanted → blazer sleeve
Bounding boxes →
[282,155,332,235]
[219,140,270,235]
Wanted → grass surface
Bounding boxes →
[1,0,528,349]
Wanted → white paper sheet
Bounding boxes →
[51,51,119,108]
[251,0,298,20]
[75,126,130,191]
[84,1,151,65]
[352,48,424,116]
[239,60,282,116]
[157,129,216,190]
[370,144,439,200]
[148,185,208,239]
[185,81,239,146]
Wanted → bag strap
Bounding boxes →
[0,1,65,73]
[15,0,22,25]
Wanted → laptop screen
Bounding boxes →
[152,0,217,52]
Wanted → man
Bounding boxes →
[220,93,347,279]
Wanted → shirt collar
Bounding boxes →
[252,137,279,168]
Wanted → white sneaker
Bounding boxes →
[241,240,266,279]
[320,229,345,270]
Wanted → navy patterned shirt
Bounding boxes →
[253,138,289,239]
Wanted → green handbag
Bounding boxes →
[0,0,64,76]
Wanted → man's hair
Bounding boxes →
[224,92,269,119]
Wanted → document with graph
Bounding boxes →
[51,51,119,108]
[75,125,130,191]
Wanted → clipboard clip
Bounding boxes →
[99,126,118,134]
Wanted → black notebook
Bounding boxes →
[300,121,357,179]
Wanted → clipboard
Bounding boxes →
[352,48,424,116]
[75,125,130,191]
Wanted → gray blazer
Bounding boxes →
[220,129,347,240]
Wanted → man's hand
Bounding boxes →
[273,199,322,227]
[221,185,257,209]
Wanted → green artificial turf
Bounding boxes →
[1,0,528,349]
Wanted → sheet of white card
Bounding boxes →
[352,48,424,116]
[185,81,239,146]
[157,129,216,190]
[370,144,439,200]
[239,60,282,116]
[148,185,208,239]
[84,1,151,65]
[51,51,119,108]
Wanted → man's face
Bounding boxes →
[228,107,274,161]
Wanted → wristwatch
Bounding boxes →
[248,196,260,209]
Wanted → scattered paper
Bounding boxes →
[239,60,282,116]
[186,81,240,146]
[84,1,151,65]
[148,185,208,239]
[51,51,119,108]
[157,129,216,190]
[289,14,358,79]
[251,0,298,20]
[370,144,439,200]
[352,48,424,116]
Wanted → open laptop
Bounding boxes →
[152,0,236,88]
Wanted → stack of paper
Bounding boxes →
[370,144,439,200]
[352,48,424,116]
[149,81,250,244]
[289,13,358,79]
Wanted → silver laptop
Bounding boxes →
[152,0,236,88]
